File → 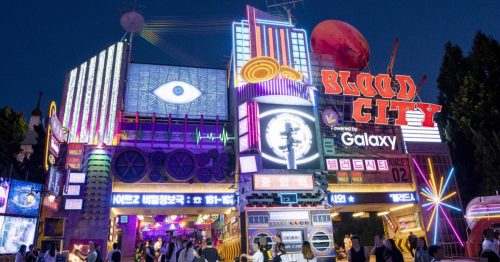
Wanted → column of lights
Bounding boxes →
[413,157,464,246]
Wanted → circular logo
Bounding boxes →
[48,154,56,165]
[265,113,313,160]
[321,109,339,127]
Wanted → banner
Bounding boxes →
[66,143,84,170]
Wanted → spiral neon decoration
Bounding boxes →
[240,56,280,83]
[280,66,303,81]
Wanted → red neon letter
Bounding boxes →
[374,74,396,99]
[390,100,416,126]
[321,70,342,95]
[339,71,360,96]
[396,75,417,100]
[375,99,390,125]
[352,98,372,123]
[417,103,442,127]
[356,73,377,97]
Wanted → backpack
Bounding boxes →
[272,254,283,262]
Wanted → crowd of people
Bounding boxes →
[134,236,220,262]
[14,243,59,262]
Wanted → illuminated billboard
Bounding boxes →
[0,216,37,254]
[6,179,42,217]
[125,63,228,120]
[259,104,320,170]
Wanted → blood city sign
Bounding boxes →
[321,70,442,127]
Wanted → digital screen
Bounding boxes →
[47,166,61,195]
[253,175,313,190]
[62,185,80,196]
[328,192,417,205]
[239,155,258,174]
[6,179,42,217]
[0,178,10,214]
[125,63,228,120]
[328,125,402,153]
[66,143,85,171]
[111,193,235,207]
[259,104,320,170]
[64,199,83,210]
[0,216,37,254]
[68,172,86,184]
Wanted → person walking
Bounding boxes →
[371,234,386,262]
[15,245,27,262]
[25,245,39,262]
[241,243,265,262]
[481,228,500,262]
[193,248,208,262]
[428,245,444,262]
[108,243,122,262]
[134,243,144,262]
[296,241,317,262]
[178,241,195,262]
[44,243,58,262]
[273,243,290,262]
[414,237,430,262]
[273,235,282,256]
[348,235,369,262]
[408,232,418,258]
[383,239,404,262]
[202,238,220,262]
[145,240,156,262]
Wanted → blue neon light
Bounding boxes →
[328,192,417,205]
[111,193,235,207]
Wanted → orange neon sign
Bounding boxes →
[321,70,442,127]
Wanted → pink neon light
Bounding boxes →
[412,158,432,189]
[426,204,435,212]
[439,205,464,247]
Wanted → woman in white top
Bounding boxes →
[241,243,265,262]
[44,243,58,262]
[296,241,317,262]
[275,243,290,262]
[14,245,27,262]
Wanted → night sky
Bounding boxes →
[1,0,499,119]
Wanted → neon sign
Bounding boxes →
[328,192,417,205]
[111,193,235,207]
[253,174,314,190]
[321,70,442,127]
[341,132,397,150]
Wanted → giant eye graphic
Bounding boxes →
[153,81,202,104]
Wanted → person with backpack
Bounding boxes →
[273,243,289,262]
[481,228,500,262]
[108,243,122,262]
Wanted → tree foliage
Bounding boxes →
[0,107,28,178]
[437,32,500,202]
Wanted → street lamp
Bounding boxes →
[26,186,56,204]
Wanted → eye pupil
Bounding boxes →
[173,86,184,96]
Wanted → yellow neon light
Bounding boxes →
[426,204,437,231]
[377,211,389,216]
[465,215,500,219]
[240,56,280,83]
[280,66,303,81]
[427,158,437,194]
[440,191,457,202]
[352,212,366,217]
[438,176,444,198]
[420,191,433,199]
[44,101,57,172]
[389,203,414,211]
[401,227,422,233]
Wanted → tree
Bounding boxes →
[437,32,500,202]
[0,107,28,178]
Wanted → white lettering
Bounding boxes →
[340,132,397,150]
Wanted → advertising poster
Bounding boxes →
[0,178,10,214]
[0,216,37,254]
[326,157,411,184]
[66,143,85,170]
[258,104,320,170]
[397,214,418,231]
[6,179,42,217]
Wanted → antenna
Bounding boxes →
[266,0,304,23]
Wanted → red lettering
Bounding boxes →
[417,103,442,127]
[390,100,416,125]
[375,74,396,99]
[396,75,417,100]
[352,98,372,123]
[321,70,342,95]
[339,71,360,96]
[356,73,377,97]
[375,99,390,125]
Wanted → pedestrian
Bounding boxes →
[44,243,58,262]
[25,244,39,262]
[273,243,290,262]
[202,238,220,262]
[296,241,317,262]
[370,234,386,262]
[108,242,122,262]
[134,243,144,262]
[15,245,27,262]
[145,240,156,262]
[193,248,208,262]
[165,238,176,262]
[176,240,188,262]
[348,235,369,262]
[383,239,404,262]
[408,232,418,258]
[414,237,430,262]
[178,241,195,262]
[428,245,443,262]
[241,243,265,262]
[481,228,500,261]
[273,235,282,256]
[160,241,168,262]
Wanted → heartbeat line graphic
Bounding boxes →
[195,127,235,146]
